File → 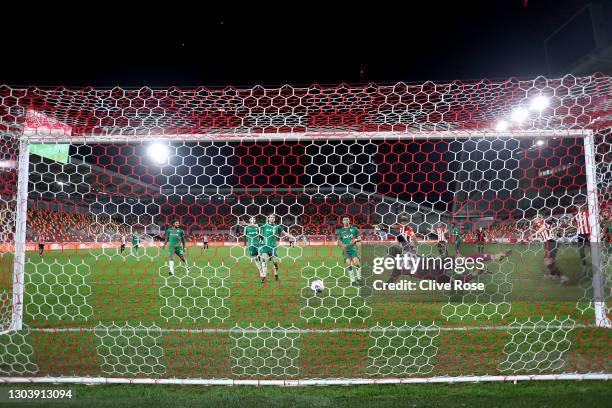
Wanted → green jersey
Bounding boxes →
[337,226,360,248]
[259,223,284,248]
[450,225,460,237]
[165,228,185,247]
[244,226,261,247]
[132,234,140,245]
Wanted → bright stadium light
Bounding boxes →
[147,143,169,164]
[495,120,510,131]
[530,95,550,111]
[57,181,65,186]
[511,108,529,123]
[535,139,545,147]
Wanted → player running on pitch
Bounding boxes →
[202,234,209,250]
[337,216,362,285]
[120,235,126,254]
[242,216,263,278]
[131,233,140,256]
[248,213,295,284]
[163,220,189,276]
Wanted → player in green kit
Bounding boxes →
[163,220,189,276]
[337,216,362,285]
[242,216,263,277]
[450,222,462,255]
[131,233,140,256]
[254,213,296,284]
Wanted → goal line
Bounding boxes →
[23,322,590,335]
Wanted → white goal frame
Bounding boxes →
[3,127,611,385]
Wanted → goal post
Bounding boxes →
[7,138,29,333]
[0,76,610,385]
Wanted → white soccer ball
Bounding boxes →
[310,279,324,294]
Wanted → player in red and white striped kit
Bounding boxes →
[378,213,417,254]
[432,223,448,256]
[572,205,591,270]
[533,217,568,284]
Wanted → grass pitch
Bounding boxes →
[0,242,609,379]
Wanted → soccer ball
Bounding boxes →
[310,279,324,294]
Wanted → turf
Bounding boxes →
[0,381,611,408]
[0,242,609,379]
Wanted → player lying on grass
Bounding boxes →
[337,216,362,286]
[164,220,189,276]
[380,214,510,284]
[386,245,512,285]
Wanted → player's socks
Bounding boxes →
[254,259,263,277]
[260,261,268,279]
[169,260,175,275]
[347,266,355,284]
[183,259,189,271]
[355,266,362,281]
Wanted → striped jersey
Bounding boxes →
[434,226,447,242]
[398,224,415,243]
[573,210,590,235]
[534,219,555,241]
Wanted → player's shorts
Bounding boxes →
[453,236,463,244]
[259,246,278,258]
[577,234,589,245]
[38,244,44,250]
[343,247,359,260]
[248,246,259,257]
[437,241,447,249]
[120,244,126,249]
[545,239,558,259]
[168,245,185,257]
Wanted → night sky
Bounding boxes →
[2,0,594,88]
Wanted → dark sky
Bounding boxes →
[2,0,593,87]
